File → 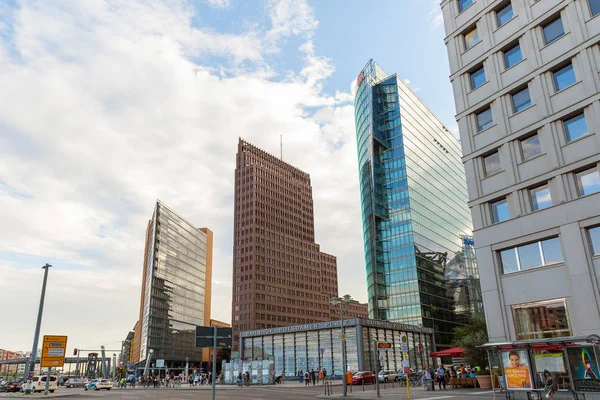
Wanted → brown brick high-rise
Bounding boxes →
[232,138,339,349]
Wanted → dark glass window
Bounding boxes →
[476,108,493,131]
[553,63,576,91]
[484,152,501,175]
[512,88,531,112]
[497,3,514,26]
[543,17,565,45]
[589,226,600,255]
[458,0,473,13]
[520,134,541,160]
[576,168,600,196]
[564,113,588,142]
[491,199,509,223]
[590,0,600,17]
[470,66,486,89]
[531,185,552,211]
[504,43,522,68]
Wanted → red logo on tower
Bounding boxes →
[356,70,365,88]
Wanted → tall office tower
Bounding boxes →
[441,0,600,343]
[353,60,477,347]
[232,139,339,348]
[136,200,213,370]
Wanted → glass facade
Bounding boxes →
[139,201,210,365]
[238,319,433,378]
[353,60,477,348]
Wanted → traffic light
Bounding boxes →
[73,348,78,356]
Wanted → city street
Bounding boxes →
[10,386,502,400]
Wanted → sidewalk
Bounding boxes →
[0,393,79,399]
[114,384,240,390]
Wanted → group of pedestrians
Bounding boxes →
[296,368,327,386]
[423,365,451,391]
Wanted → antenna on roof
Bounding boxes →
[280,134,283,160]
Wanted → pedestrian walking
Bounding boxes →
[304,371,310,386]
[311,369,316,386]
[298,370,303,384]
[323,368,328,383]
[437,365,446,390]
[318,369,323,384]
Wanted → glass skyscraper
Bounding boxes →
[354,59,477,347]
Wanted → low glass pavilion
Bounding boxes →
[222,318,434,384]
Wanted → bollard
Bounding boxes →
[362,380,365,391]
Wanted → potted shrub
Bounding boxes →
[475,369,492,389]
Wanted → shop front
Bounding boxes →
[221,318,434,384]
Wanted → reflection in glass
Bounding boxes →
[517,243,542,271]
[576,168,600,196]
[591,0,600,16]
[458,0,473,12]
[520,134,541,160]
[531,185,552,211]
[491,199,509,223]
[589,227,600,255]
[504,44,522,68]
[541,238,563,265]
[553,64,576,91]
[484,152,501,175]
[512,88,532,112]
[543,18,565,45]
[564,113,588,142]
[476,108,493,131]
[284,334,295,377]
[496,3,514,26]
[464,27,479,49]
[470,67,486,89]
[513,299,571,340]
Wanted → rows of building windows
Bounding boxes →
[457,0,598,39]
[484,164,600,225]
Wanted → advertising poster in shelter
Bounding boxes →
[502,350,532,390]
[567,347,600,392]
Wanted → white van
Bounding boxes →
[29,376,58,393]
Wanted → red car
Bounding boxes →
[351,371,376,385]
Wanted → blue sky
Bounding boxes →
[0,0,456,353]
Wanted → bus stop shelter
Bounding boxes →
[481,334,600,400]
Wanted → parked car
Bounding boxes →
[4,382,22,393]
[85,379,113,391]
[29,376,58,393]
[351,371,376,385]
[377,370,397,383]
[65,378,86,388]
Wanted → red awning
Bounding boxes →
[430,347,465,358]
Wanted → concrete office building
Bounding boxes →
[353,60,478,348]
[440,0,600,343]
[133,200,213,372]
[232,139,343,350]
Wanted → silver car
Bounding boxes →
[65,378,86,388]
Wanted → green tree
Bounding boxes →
[452,317,489,369]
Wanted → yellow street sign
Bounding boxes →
[41,335,68,368]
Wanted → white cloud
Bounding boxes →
[0,0,365,352]
[428,1,444,31]
[205,0,231,8]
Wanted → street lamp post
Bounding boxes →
[185,357,189,381]
[330,294,352,398]
[24,264,52,380]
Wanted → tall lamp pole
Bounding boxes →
[24,263,52,380]
[331,294,352,398]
